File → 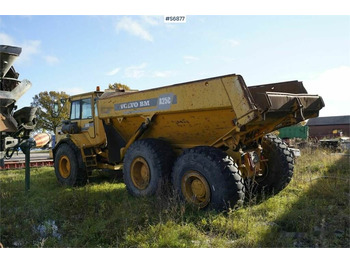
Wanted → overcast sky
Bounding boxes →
[0,14,349,117]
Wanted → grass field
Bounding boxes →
[0,148,349,248]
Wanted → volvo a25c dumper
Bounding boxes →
[53,74,324,210]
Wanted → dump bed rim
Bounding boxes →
[99,73,242,100]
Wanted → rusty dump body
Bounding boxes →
[97,74,324,152]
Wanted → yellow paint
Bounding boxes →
[181,171,211,208]
[55,74,323,180]
[130,157,150,190]
[58,155,71,178]
[56,92,107,164]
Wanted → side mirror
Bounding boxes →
[52,99,67,118]
[52,101,59,118]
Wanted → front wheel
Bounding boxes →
[172,146,245,211]
[54,143,87,186]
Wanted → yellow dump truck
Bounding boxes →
[53,74,324,210]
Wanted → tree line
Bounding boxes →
[30,83,130,133]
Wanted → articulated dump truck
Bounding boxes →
[53,74,324,210]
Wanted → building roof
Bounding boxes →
[307,115,350,126]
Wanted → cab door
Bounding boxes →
[70,96,95,139]
[80,97,95,138]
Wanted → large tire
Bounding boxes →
[246,134,294,198]
[54,143,88,186]
[172,146,245,211]
[123,139,175,197]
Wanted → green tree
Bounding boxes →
[31,91,69,132]
[108,82,132,91]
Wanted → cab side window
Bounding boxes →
[81,98,92,119]
[70,100,81,120]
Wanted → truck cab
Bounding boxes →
[53,90,109,185]
[56,91,105,147]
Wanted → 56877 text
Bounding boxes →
[164,16,186,23]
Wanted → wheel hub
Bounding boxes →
[191,179,206,198]
[181,171,210,208]
[59,155,71,178]
[130,157,150,190]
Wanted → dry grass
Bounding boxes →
[0,148,349,247]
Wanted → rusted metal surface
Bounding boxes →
[248,80,324,119]
[0,45,37,166]
[249,80,308,95]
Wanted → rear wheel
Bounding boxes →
[246,134,294,198]
[123,139,175,197]
[172,146,245,211]
[54,143,88,186]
